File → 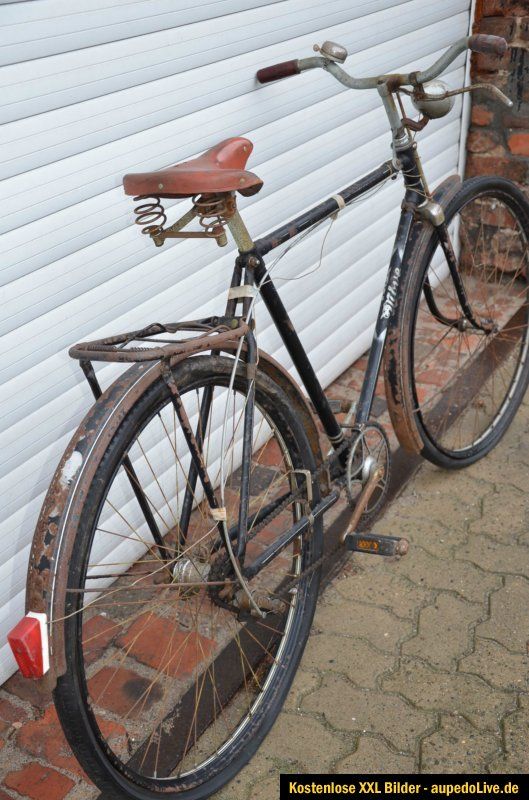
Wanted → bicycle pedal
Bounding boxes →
[344,531,409,557]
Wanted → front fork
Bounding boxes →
[427,220,495,334]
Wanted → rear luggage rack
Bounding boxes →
[69,316,249,364]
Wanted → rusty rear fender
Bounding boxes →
[25,352,323,688]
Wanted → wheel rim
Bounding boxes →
[66,374,314,788]
[411,190,529,455]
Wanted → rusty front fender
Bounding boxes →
[384,174,462,453]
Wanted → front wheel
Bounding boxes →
[52,356,322,799]
[386,176,529,468]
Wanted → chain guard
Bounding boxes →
[207,436,353,609]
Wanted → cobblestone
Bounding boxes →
[401,594,484,669]
[459,638,529,692]
[457,535,529,578]
[302,674,436,752]
[259,713,344,771]
[335,737,415,774]
[488,696,529,773]
[475,576,529,652]
[313,598,413,654]
[420,715,500,773]
[382,658,515,731]
[283,669,321,711]
[468,486,528,544]
[393,547,501,603]
[333,570,432,619]
[301,633,395,688]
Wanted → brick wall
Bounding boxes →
[466,0,529,186]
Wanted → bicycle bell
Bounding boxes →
[313,40,348,63]
[412,80,455,119]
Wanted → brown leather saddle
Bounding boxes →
[123,137,263,198]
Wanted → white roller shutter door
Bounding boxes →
[0,0,472,683]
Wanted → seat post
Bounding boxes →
[226,202,255,253]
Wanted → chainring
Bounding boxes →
[345,421,391,521]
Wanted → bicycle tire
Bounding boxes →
[51,355,323,799]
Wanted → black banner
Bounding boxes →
[280,775,528,800]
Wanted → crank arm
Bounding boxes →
[233,589,287,617]
[341,461,409,556]
[341,464,385,541]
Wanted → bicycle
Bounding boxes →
[8,33,529,799]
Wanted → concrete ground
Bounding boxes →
[0,389,528,798]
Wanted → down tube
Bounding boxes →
[354,208,415,425]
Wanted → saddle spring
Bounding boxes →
[132,192,234,247]
[133,196,167,237]
[192,194,233,243]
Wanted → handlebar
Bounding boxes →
[468,34,508,56]
[256,34,508,89]
[256,60,300,84]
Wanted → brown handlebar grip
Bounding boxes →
[256,60,300,84]
[469,34,508,56]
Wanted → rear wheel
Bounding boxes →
[387,177,529,467]
[53,356,322,798]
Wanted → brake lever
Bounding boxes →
[445,83,513,108]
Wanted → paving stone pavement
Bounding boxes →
[213,395,529,798]
[0,388,527,799]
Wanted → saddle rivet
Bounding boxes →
[158,183,164,189]
[240,178,245,184]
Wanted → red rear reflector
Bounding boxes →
[7,612,49,679]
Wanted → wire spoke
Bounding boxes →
[65,368,308,784]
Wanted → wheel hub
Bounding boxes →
[172,556,211,586]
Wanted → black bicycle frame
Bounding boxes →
[176,142,440,571]
[249,142,424,444]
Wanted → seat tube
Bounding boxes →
[249,253,344,446]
